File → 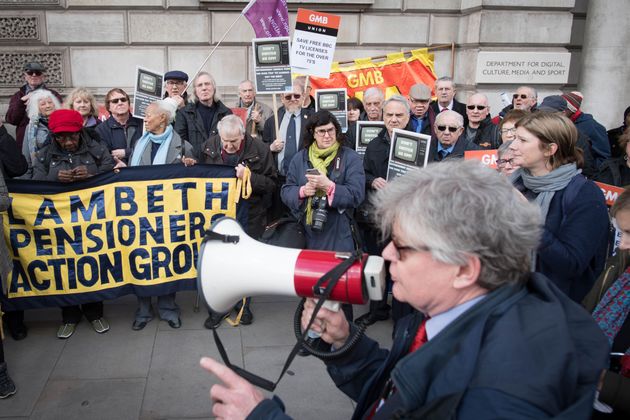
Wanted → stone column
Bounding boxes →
[578,0,630,129]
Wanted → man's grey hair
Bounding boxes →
[435,109,464,127]
[238,80,254,89]
[371,160,542,290]
[382,94,410,114]
[27,89,61,122]
[518,86,538,99]
[218,114,245,136]
[190,71,217,103]
[152,99,177,124]
[435,76,455,89]
[363,87,385,102]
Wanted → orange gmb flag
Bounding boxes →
[595,182,624,206]
[308,49,437,100]
[464,150,498,169]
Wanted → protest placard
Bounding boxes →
[355,121,384,158]
[464,149,498,169]
[132,66,163,119]
[386,129,431,180]
[290,9,340,78]
[252,37,292,94]
[315,88,347,132]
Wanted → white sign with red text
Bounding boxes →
[290,9,340,78]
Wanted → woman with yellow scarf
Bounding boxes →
[281,110,365,256]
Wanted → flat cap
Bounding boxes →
[164,70,189,82]
[24,62,46,72]
[409,83,432,100]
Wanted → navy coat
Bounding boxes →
[247,274,609,420]
[514,174,609,302]
[281,146,364,252]
[95,114,143,162]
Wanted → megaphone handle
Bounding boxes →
[307,300,340,338]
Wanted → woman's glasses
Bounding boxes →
[314,127,336,137]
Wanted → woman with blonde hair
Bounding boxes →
[63,87,100,130]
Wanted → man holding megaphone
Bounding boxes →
[199,161,609,419]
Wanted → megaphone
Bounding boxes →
[197,217,386,314]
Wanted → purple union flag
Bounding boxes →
[243,0,290,38]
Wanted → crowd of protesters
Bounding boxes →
[1,60,629,419]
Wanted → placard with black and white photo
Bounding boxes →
[386,128,431,180]
[315,88,347,132]
[355,121,385,158]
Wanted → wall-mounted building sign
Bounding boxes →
[476,51,571,84]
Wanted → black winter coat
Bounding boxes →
[469,116,501,149]
[595,157,630,187]
[95,115,143,163]
[0,125,28,178]
[175,100,232,160]
[199,134,276,239]
[32,130,114,181]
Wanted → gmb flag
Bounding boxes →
[309,49,437,100]
[1,165,247,310]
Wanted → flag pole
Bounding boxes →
[185,0,256,92]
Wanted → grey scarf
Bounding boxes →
[513,163,580,222]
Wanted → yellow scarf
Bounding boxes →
[305,141,340,225]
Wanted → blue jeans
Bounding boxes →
[135,293,179,323]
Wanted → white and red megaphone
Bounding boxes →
[197,217,386,313]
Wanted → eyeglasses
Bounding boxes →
[501,127,517,134]
[166,80,185,85]
[391,240,431,260]
[109,97,128,104]
[436,125,459,133]
[25,70,42,76]
[283,93,302,100]
[513,94,528,100]
[466,105,487,111]
[314,127,336,137]
[496,158,515,166]
[410,98,430,104]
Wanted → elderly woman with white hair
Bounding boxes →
[125,98,194,330]
[21,89,61,178]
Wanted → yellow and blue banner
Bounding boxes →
[1,165,246,310]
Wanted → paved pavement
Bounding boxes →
[2,292,394,420]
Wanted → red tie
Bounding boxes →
[368,317,430,419]
[408,318,428,353]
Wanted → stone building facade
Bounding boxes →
[0,0,628,130]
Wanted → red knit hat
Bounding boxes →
[48,109,84,134]
[562,92,583,115]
